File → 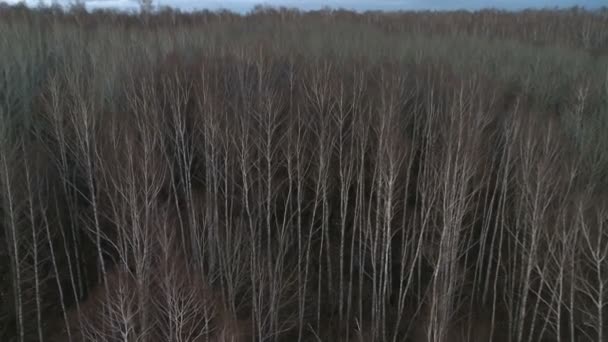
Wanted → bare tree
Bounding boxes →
[139,0,154,14]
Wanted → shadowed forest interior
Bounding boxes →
[0,4,608,341]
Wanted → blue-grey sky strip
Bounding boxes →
[6,0,606,12]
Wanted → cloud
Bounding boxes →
[86,0,138,9]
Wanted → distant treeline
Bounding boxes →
[1,3,608,50]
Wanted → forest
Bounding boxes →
[0,3,607,341]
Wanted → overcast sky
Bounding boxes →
[5,0,606,12]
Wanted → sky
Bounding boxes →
[4,0,606,12]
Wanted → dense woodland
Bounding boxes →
[1,4,608,341]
